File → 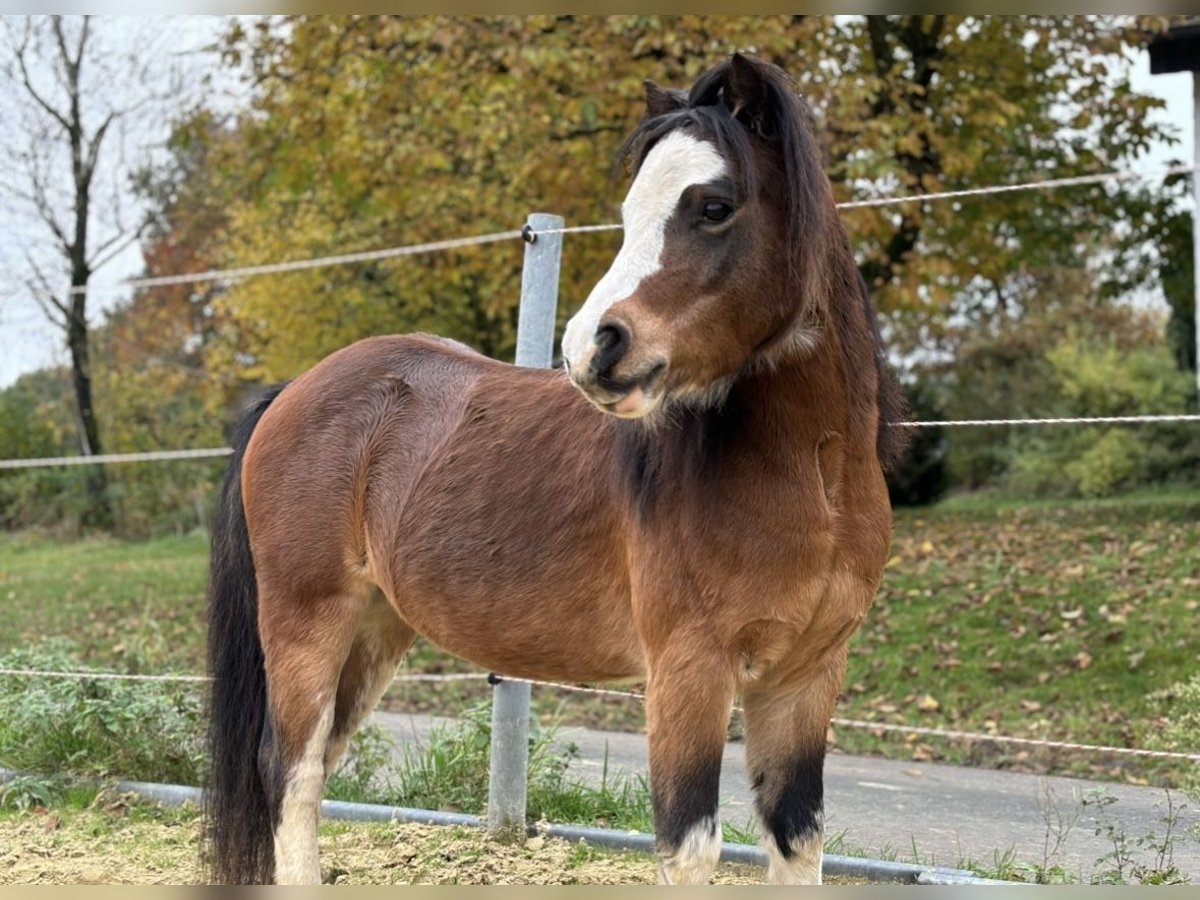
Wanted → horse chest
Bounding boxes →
[628,469,836,616]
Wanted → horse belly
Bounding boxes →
[372,418,642,682]
[385,526,642,681]
[393,576,642,683]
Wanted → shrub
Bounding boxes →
[327,703,654,831]
[0,643,204,785]
[1146,675,1200,792]
[1001,339,1198,499]
[887,379,950,507]
[362,702,580,817]
[1064,430,1144,498]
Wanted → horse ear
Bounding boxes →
[644,80,685,118]
[724,52,774,136]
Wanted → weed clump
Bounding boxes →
[0,642,204,788]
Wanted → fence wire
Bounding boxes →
[3,665,1197,766]
[62,163,1196,298]
[4,413,1197,470]
[66,229,526,296]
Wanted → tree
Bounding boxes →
[828,16,1174,358]
[0,15,185,526]
[185,17,841,381]
[168,16,1173,388]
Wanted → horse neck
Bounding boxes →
[741,278,879,458]
[614,278,880,511]
[735,343,844,457]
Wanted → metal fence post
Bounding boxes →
[487,212,564,840]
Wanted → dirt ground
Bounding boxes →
[0,793,784,885]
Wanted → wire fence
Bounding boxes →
[3,664,1197,766]
[2,159,1198,784]
[59,161,1196,298]
[4,412,1199,470]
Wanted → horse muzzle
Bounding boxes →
[566,355,668,419]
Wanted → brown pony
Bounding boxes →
[203,53,906,885]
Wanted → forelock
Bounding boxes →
[619,104,757,205]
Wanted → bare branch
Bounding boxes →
[28,291,69,332]
[75,16,91,69]
[21,251,70,327]
[83,109,117,181]
[50,15,88,77]
[12,19,72,133]
[88,225,145,272]
[27,151,73,256]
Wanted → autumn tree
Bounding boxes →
[158,16,1174,390]
[180,18,852,381]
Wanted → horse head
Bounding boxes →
[562,53,839,420]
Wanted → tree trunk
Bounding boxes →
[67,276,112,529]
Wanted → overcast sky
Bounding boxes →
[0,22,1195,389]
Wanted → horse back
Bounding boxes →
[241,333,644,681]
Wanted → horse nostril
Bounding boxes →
[591,322,630,377]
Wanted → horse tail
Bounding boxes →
[202,384,287,884]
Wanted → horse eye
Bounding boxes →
[702,200,733,223]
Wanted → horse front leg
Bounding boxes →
[741,647,848,885]
[643,638,738,885]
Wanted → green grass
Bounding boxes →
[2,487,1199,785]
[328,704,658,834]
[0,531,210,674]
[836,488,1200,784]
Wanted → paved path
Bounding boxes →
[372,710,1200,880]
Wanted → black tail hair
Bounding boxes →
[202,384,287,884]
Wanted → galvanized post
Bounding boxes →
[486,212,564,841]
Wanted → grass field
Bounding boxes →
[2,489,1198,786]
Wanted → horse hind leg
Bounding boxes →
[741,651,847,885]
[258,586,366,885]
[324,590,417,776]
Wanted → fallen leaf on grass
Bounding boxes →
[915,694,940,713]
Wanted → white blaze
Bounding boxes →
[562,130,727,370]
